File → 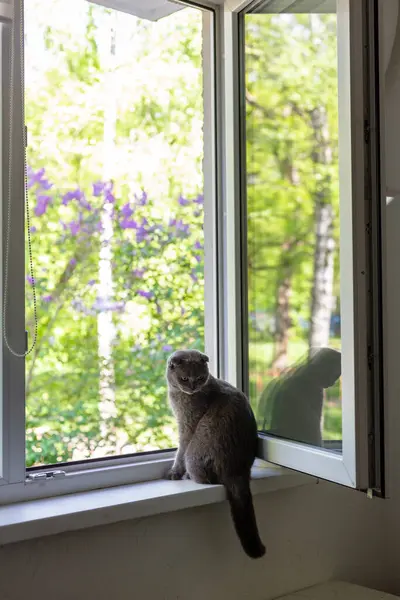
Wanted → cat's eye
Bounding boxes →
[197,376,204,382]
[181,376,189,382]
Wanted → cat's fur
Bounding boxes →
[166,349,265,559]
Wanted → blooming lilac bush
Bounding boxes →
[26,166,205,466]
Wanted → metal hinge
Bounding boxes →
[26,470,66,483]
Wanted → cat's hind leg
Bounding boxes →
[185,443,218,485]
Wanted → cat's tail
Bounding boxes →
[224,476,266,559]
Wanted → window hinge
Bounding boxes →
[26,470,66,483]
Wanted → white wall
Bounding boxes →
[0,481,387,600]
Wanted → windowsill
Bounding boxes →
[0,461,315,546]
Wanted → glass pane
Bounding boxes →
[245,4,342,452]
[25,0,208,466]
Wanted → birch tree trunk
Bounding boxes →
[308,105,335,350]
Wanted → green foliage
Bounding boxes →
[25,0,204,466]
[24,2,343,467]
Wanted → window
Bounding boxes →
[0,0,385,505]
[239,0,384,492]
[1,0,219,502]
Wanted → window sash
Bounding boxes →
[236,0,384,491]
[0,0,223,504]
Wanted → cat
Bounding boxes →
[166,349,266,559]
[258,347,341,447]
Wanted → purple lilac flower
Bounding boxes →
[43,295,53,303]
[30,226,37,234]
[136,226,148,243]
[26,275,34,285]
[40,180,53,191]
[69,221,80,236]
[194,254,202,263]
[194,194,204,205]
[121,203,134,218]
[62,189,83,206]
[104,182,115,204]
[120,218,138,230]
[137,290,153,300]
[27,167,52,191]
[69,258,77,267]
[190,269,198,283]
[88,279,96,286]
[132,268,145,278]
[79,195,92,211]
[176,219,190,236]
[35,194,52,217]
[178,195,190,206]
[93,182,105,197]
[163,344,173,352]
[194,240,203,250]
[169,218,176,227]
[135,191,148,206]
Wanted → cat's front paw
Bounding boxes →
[166,467,185,481]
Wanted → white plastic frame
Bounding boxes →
[237,0,383,490]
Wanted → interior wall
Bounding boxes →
[0,481,386,600]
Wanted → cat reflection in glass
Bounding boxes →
[258,347,341,447]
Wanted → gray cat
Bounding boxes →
[166,349,266,559]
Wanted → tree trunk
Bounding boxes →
[271,160,299,371]
[271,268,291,372]
[308,106,335,350]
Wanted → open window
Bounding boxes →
[237,0,384,492]
[0,0,385,505]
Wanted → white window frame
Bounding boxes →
[0,0,384,505]
[0,0,226,505]
[235,0,384,492]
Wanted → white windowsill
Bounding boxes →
[0,461,315,546]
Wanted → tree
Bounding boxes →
[244,13,341,433]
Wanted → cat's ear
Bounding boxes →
[169,355,182,369]
[199,352,209,363]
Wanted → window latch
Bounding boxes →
[26,470,66,483]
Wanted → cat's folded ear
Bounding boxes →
[199,352,209,363]
[168,354,183,369]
